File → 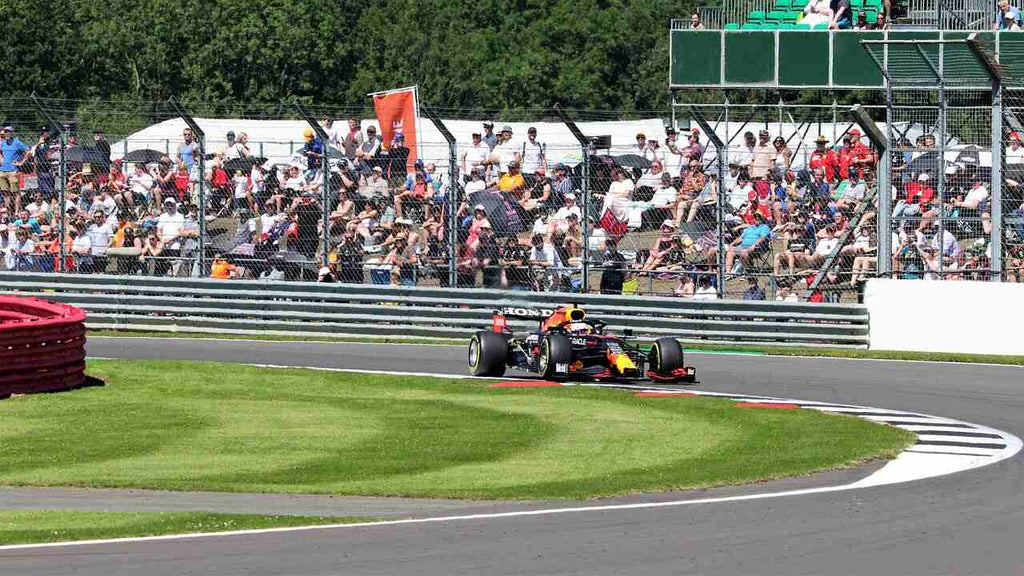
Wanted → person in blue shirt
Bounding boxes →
[995,0,1022,29]
[301,128,325,180]
[1,126,29,213]
[12,209,43,236]
[725,213,772,275]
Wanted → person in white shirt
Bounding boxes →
[24,191,51,220]
[129,164,155,206]
[91,188,118,227]
[1008,132,1024,165]
[4,226,35,270]
[692,276,718,300]
[463,167,486,197]
[322,115,344,151]
[601,167,634,224]
[489,125,520,175]
[775,285,800,302]
[728,173,754,210]
[223,131,249,160]
[231,169,253,214]
[552,193,583,231]
[83,209,114,273]
[259,200,285,238]
[636,161,665,191]
[528,232,564,291]
[735,131,757,171]
[520,127,546,182]
[462,132,491,180]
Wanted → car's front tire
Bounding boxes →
[469,331,508,377]
[650,337,684,375]
[539,333,573,380]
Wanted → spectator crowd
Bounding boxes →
[0,114,1014,300]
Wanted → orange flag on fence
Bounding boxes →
[371,86,419,170]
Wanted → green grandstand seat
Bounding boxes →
[865,0,883,10]
[795,22,812,29]
[748,10,766,22]
[780,22,797,29]
[775,0,794,10]
[786,10,803,20]
[724,22,741,29]
[812,22,829,29]
[742,22,762,29]
[792,0,811,8]
[761,22,780,28]
[765,10,787,21]
[865,9,877,21]
[850,0,865,9]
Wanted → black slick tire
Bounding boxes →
[469,331,508,377]
[650,337,684,375]
[539,333,573,380]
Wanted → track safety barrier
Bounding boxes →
[0,272,869,347]
[0,296,87,397]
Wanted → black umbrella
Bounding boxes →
[224,156,267,173]
[905,150,941,179]
[64,146,109,165]
[614,154,652,170]
[123,148,166,164]
[467,189,511,236]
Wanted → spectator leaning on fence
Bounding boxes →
[1,126,28,214]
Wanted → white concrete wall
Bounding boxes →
[865,279,1024,355]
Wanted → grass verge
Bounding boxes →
[0,359,913,500]
[88,328,1024,366]
[0,509,366,546]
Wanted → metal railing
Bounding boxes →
[0,272,871,347]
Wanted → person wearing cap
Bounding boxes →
[834,166,867,212]
[486,124,520,176]
[464,166,487,197]
[642,219,680,270]
[361,165,389,200]
[996,0,1022,29]
[634,133,648,155]
[809,135,838,183]
[1009,131,1024,165]
[893,172,936,223]
[685,129,704,162]
[548,163,573,209]
[498,160,527,200]
[482,122,498,150]
[837,128,873,181]
[553,190,582,230]
[301,127,325,178]
[0,126,28,214]
[520,126,547,186]
[383,132,410,186]
[462,131,491,180]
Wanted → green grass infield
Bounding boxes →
[0,360,914,500]
[0,509,366,546]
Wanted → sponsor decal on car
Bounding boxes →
[555,362,569,373]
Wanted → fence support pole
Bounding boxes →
[554,104,590,293]
[30,94,67,273]
[294,102,332,268]
[688,105,728,299]
[967,33,1004,280]
[168,97,207,276]
[420,104,460,286]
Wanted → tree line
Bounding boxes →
[1,0,697,114]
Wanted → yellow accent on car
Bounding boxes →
[612,354,636,373]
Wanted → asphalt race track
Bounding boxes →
[3,337,1024,575]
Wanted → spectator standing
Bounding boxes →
[491,125,520,175]
[736,131,757,172]
[93,129,111,174]
[750,130,773,180]
[462,132,491,180]
[482,122,498,150]
[84,209,114,273]
[177,128,199,173]
[322,115,344,151]
[809,135,838,182]
[689,12,706,29]
[355,126,382,178]
[302,128,325,180]
[343,117,364,164]
[30,127,55,200]
[663,129,687,176]
[224,131,250,160]
[686,129,705,163]
[384,133,410,186]
[521,127,546,186]
[155,198,185,276]
[837,129,874,180]
[1,126,28,214]
[600,166,633,238]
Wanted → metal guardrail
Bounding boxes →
[0,272,870,347]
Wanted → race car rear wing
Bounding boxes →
[492,306,554,332]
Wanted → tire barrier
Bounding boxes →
[0,296,87,398]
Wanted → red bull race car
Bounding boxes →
[468,305,697,383]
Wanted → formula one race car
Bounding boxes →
[468,305,697,383]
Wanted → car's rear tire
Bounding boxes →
[650,337,684,375]
[469,331,508,377]
[540,333,573,380]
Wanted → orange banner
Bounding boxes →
[372,88,418,171]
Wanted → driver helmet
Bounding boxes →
[565,321,592,334]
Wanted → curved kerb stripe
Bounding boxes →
[5,363,1015,552]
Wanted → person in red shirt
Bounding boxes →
[742,191,773,225]
[808,135,838,183]
[893,173,935,227]
[836,129,874,181]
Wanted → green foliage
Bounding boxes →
[0,0,696,111]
